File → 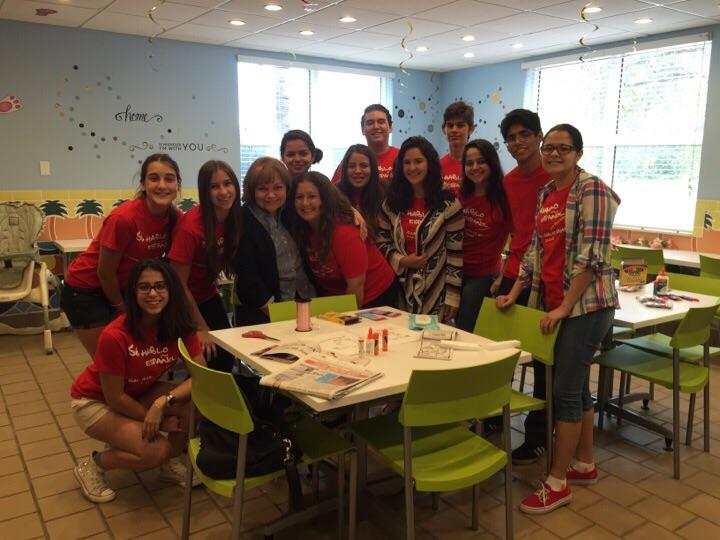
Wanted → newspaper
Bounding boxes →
[259,352,383,400]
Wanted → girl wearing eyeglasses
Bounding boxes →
[455,139,512,332]
[377,136,464,321]
[496,124,620,515]
[70,259,205,504]
[61,154,183,358]
[168,160,242,373]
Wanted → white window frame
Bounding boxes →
[522,33,712,235]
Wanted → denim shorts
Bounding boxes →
[553,308,615,423]
[60,283,116,329]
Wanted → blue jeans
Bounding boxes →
[553,308,615,423]
[456,275,496,332]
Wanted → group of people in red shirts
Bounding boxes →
[63,101,620,517]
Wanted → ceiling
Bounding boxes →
[1,0,719,71]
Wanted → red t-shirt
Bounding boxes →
[440,154,462,196]
[307,224,395,305]
[66,198,179,290]
[332,146,399,184]
[70,314,201,401]
[400,198,427,256]
[502,165,552,280]
[537,185,572,310]
[168,205,224,304]
[461,194,512,277]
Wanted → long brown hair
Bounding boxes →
[125,259,196,342]
[197,160,242,280]
[289,172,354,263]
[337,144,384,240]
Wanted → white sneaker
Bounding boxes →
[159,456,202,487]
[74,455,116,503]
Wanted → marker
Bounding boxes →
[358,338,365,358]
[382,329,389,352]
[373,332,380,356]
[367,327,373,339]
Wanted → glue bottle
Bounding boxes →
[653,270,669,296]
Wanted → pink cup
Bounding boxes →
[295,299,312,332]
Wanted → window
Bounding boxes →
[238,58,393,179]
[525,37,712,233]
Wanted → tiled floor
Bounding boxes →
[1,331,720,539]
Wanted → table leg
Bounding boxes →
[352,402,369,520]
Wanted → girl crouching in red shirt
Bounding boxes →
[290,172,399,308]
[70,259,205,503]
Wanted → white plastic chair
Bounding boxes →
[0,202,54,353]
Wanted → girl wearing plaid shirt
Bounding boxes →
[497,124,620,514]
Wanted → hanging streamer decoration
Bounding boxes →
[579,3,599,63]
[398,21,415,93]
[147,0,167,70]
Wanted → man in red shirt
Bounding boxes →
[496,109,553,465]
[440,101,475,195]
[332,104,399,184]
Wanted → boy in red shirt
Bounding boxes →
[440,101,475,195]
[332,104,399,184]
[495,109,553,465]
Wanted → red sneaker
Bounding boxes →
[566,465,598,485]
[520,482,572,514]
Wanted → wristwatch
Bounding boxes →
[165,393,176,407]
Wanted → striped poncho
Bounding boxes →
[377,197,464,315]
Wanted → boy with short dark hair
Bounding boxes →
[332,103,399,183]
[440,101,476,195]
[496,108,554,465]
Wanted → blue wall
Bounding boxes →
[0,20,441,190]
[440,25,720,199]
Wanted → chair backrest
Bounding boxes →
[178,339,253,435]
[666,273,720,297]
[612,246,665,277]
[474,301,559,366]
[700,255,720,279]
[670,304,720,350]
[0,203,43,256]
[268,294,358,322]
[399,350,520,427]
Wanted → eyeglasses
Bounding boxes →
[504,129,535,145]
[137,281,168,294]
[540,144,576,155]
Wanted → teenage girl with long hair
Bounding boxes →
[70,259,205,503]
[168,160,242,372]
[377,136,464,321]
[336,144,384,241]
[455,139,512,331]
[61,154,182,357]
[290,172,398,308]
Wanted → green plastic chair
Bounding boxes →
[178,340,357,540]
[700,255,720,279]
[596,303,717,479]
[348,351,520,540]
[269,294,359,322]
[474,301,560,471]
[611,246,665,278]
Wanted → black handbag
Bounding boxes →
[196,374,306,510]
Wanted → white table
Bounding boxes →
[52,238,91,276]
[210,309,531,413]
[614,282,719,330]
